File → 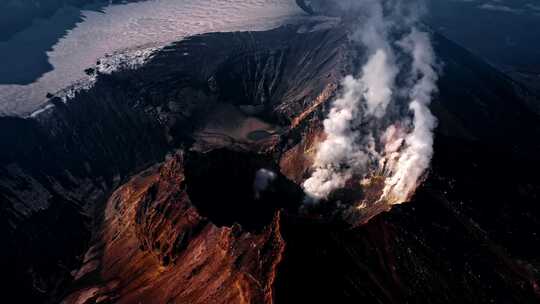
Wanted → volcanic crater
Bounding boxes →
[0,13,539,304]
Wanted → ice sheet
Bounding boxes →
[0,0,304,115]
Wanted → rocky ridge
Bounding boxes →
[0,17,539,303]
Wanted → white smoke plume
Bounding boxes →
[302,75,370,201]
[380,28,438,204]
[302,0,438,206]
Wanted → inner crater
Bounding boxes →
[183,149,303,232]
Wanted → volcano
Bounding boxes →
[1,2,539,304]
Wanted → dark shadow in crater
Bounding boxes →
[183,149,303,232]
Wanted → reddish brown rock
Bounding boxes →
[63,152,285,304]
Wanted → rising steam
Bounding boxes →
[303,0,438,205]
[254,168,277,199]
[381,28,438,203]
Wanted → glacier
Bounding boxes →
[0,0,305,116]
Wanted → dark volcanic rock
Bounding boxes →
[0,0,146,41]
[0,24,348,303]
[1,18,539,304]
[273,31,540,304]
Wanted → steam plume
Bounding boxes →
[254,169,277,199]
[302,0,438,206]
[381,28,438,203]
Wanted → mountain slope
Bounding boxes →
[0,19,539,303]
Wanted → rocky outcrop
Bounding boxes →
[63,152,286,304]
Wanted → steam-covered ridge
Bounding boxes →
[302,0,439,213]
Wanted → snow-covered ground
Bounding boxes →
[0,0,305,116]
